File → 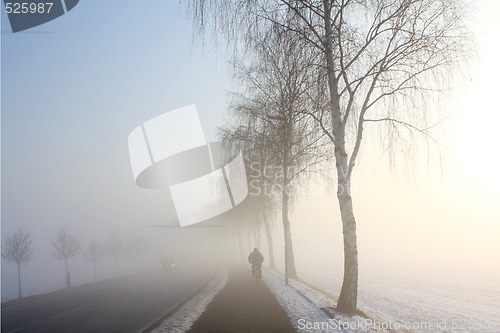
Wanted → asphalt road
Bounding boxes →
[1,266,212,333]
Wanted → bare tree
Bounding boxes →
[52,228,81,289]
[221,126,278,268]
[123,237,140,273]
[2,228,34,299]
[85,239,106,282]
[106,232,123,277]
[224,205,248,261]
[222,28,329,282]
[183,0,468,313]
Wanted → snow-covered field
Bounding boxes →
[357,274,498,332]
[294,271,500,333]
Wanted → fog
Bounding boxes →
[1,222,228,301]
[1,0,499,323]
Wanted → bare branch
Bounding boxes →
[51,228,81,261]
[364,117,442,144]
[2,228,33,265]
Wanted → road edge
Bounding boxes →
[141,266,227,333]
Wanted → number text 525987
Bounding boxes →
[4,2,53,14]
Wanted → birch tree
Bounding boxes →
[123,237,140,273]
[2,228,33,299]
[52,228,81,289]
[222,28,329,282]
[221,120,278,268]
[183,0,468,313]
[107,232,123,277]
[85,239,106,282]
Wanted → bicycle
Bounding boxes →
[251,263,262,284]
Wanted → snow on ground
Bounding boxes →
[150,268,228,333]
[149,266,498,333]
[297,271,500,333]
[358,274,499,333]
[264,269,388,333]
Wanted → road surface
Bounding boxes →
[2,266,213,333]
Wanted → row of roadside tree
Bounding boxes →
[1,227,139,299]
[188,0,470,314]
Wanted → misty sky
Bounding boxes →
[1,0,499,300]
[1,1,231,232]
[1,1,233,298]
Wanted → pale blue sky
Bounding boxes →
[1,1,233,298]
[1,0,231,233]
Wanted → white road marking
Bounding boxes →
[53,307,83,319]
[6,328,25,333]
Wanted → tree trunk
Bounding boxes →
[231,226,237,260]
[236,226,244,261]
[322,0,359,313]
[261,209,275,269]
[64,258,71,289]
[246,228,252,253]
[282,140,297,282]
[93,261,97,282]
[254,224,261,249]
[282,186,297,281]
[17,263,22,299]
[335,172,359,313]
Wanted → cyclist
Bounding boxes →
[248,248,264,279]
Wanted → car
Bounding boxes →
[159,256,176,270]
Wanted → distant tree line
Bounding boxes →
[1,227,142,299]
